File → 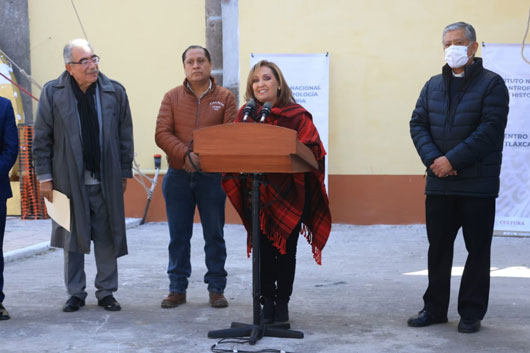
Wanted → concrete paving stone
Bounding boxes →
[0,222,529,352]
[3,217,51,253]
[3,218,141,263]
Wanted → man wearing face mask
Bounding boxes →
[408,22,509,333]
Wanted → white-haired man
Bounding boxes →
[33,39,134,312]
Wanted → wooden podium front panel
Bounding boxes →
[194,123,318,173]
[194,123,297,155]
[199,154,312,173]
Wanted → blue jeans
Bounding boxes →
[0,200,6,303]
[162,168,227,294]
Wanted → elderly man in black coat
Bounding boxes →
[408,22,509,333]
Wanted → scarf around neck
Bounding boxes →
[70,76,101,180]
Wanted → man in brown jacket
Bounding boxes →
[155,45,237,309]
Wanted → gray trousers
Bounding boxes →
[64,184,118,301]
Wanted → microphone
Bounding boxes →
[259,102,272,123]
[242,98,256,121]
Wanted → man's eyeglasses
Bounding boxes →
[69,55,100,67]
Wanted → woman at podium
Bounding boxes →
[222,60,331,324]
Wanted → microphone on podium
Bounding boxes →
[259,102,272,123]
[242,98,256,122]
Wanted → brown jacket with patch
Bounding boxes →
[155,77,237,169]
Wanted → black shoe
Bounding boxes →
[98,295,121,311]
[458,318,481,333]
[261,297,275,324]
[274,298,289,323]
[63,296,86,313]
[407,310,448,327]
[0,303,10,320]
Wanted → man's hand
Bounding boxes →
[429,156,457,178]
[184,152,200,173]
[40,180,54,202]
[122,179,127,193]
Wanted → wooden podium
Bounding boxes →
[194,123,317,344]
[193,123,317,173]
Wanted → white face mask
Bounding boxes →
[444,44,471,69]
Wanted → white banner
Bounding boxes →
[483,43,530,236]
[249,53,330,184]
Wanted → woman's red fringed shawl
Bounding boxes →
[222,103,332,264]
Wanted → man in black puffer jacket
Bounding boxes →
[408,22,509,334]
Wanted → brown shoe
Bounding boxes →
[161,292,186,308]
[209,292,228,308]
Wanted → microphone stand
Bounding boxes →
[208,174,304,344]
[207,112,304,345]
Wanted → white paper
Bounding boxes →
[44,190,71,232]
